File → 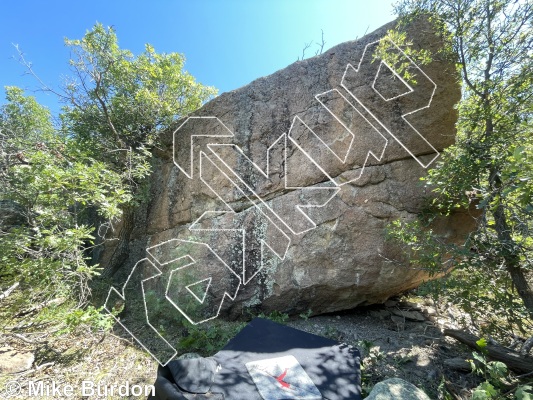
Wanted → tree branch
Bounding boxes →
[458,36,482,96]
[14,45,70,103]
[444,329,533,374]
[315,29,326,56]
[0,282,19,301]
[92,71,121,144]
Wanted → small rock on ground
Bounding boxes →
[365,377,431,400]
[0,346,34,373]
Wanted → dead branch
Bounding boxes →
[444,329,533,374]
[521,336,533,356]
[15,297,66,317]
[13,44,70,102]
[298,41,312,61]
[315,29,326,56]
[443,357,473,371]
[0,282,19,301]
[10,333,48,345]
[443,379,463,400]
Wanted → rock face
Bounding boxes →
[365,378,431,400]
[102,18,469,325]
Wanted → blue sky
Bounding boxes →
[0,0,395,116]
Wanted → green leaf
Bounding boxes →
[472,388,489,400]
[516,385,533,400]
[479,381,498,397]
[476,338,488,350]
[513,146,525,161]
[487,361,507,380]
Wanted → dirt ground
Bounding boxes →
[1,295,481,399]
[286,301,479,398]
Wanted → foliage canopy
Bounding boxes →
[0,24,216,330]
[387,0,532,335]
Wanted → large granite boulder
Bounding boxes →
[103,17,469,327]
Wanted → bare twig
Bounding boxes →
[0,282,19,301]
[443,380,462,400]
[10,333,48,345]
[15,362,54,378]
[108,332,135,345]
[298,41,313,61]
[36,362,55,371]
[15,297,66,317]
[13,44,70,102]
[515,369,533,379]
[315,29,326,56]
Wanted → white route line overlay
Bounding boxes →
[198,152,294,284]
[206,138,340,235]
[147,238,242,325]
[198,152,295,243]
[104,36,440,365]
[314,88,388,184]
[185,277,212,304]
[104,257,177,367]
[341,37,439,168]
[190,210,248,282]
[190,210,291,286]
[104,238,242,365]
[372,61,414,101]
[172,116,234,179]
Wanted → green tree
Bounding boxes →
[57,23,217,276]
[1,23,216,329]
[0,87,127,326]
[387,0,533,330]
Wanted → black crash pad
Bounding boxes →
[150,317,361,399]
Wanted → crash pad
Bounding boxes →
[150,317,361,399]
